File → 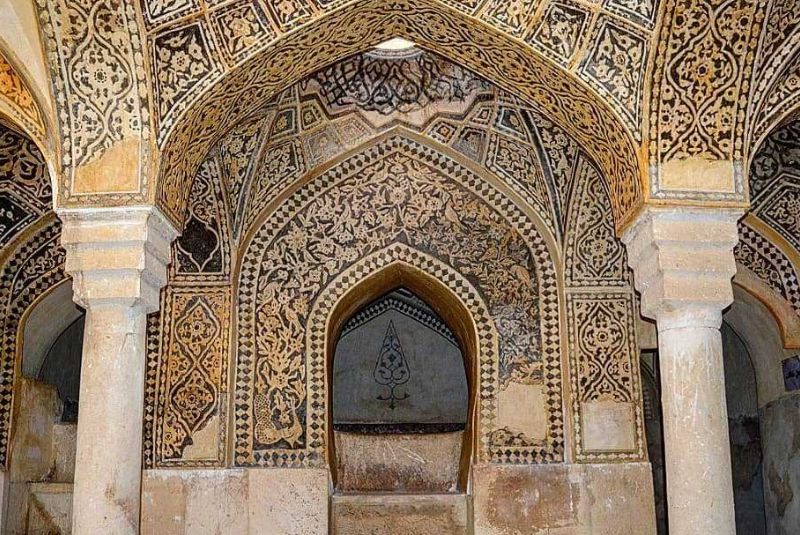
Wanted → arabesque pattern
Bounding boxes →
[235,135,563,466]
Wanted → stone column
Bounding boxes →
[623,207,741,535]
[59,207,177,535]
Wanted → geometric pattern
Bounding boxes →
[235,135,564,467]
[36,0,151,207]
[564,156,629,287]
[340,290,458,346]
[735,221,800,316]
[566,291,645,462]
[206,49,581,242]
[746,0,800,153]
[172,153,231,283]
[564,150,644,463]
[650,0,763,168]
[748,120,800,255]
[143,144,233,468]
[145,286,230,467]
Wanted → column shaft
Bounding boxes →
[658,317,735,534]
[623,207,741,535]
[60,207,176,535]
[72,305,147,533]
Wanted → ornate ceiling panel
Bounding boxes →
[149,0,647,229]
[749,120,800,254]
[741,119,800,327]
[192,49,631,248]
[745,0,800,151]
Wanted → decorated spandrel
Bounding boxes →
[373,321,411,409]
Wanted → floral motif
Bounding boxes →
[236,136,561,465]
[209,1,276,63]
[0,127,51,248]
[580,18,647,135]
[0,53,44,140]
[529,1,591,64]
[155,289,230,464]
[565,157,627,286]
[151,23,222,134]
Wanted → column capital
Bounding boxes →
[622,206,743,329]
[58,206,179,312]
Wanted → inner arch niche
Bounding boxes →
[330,280,471,494]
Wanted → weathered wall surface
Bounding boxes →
[722,323,767,534]
[334,431,462,493]
[142,463,658,534]
[473,463,656,535]
[140,469,329,535]
[761,393,800,535]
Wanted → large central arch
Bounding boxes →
[156,0,643,232]
[234,133,564,467]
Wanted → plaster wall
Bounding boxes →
[760,392,800,535]
[140,469,329,535]
[141,463,657,534]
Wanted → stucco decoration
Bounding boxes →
[36,0,151,205]
[745,0,800,153]
[649,0,764,201]
[152,0,645,231]
[749,121,800,255]
[735,222,800,317]
[229,50,562,242]
[143,145,232,468]
[564,153,644,461]
[0,53,46,143]
[140,49,649,469]
[235,135,563,467]
[0,125,52,250]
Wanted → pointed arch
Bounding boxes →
[155,0,643,232]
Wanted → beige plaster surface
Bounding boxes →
[331,493,469,534]
[580,401,636,452]
[334,430,462,492]
[472,463,655,534]
[27,482,73,534]
[0,0,53,116]
[659,158,737,193]
[497,382,548,441]
[141,468,329,535]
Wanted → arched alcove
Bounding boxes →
[20,280,83,422]
[326,268,476,493]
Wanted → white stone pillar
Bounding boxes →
[59,207,177,535]
[623,207,741,535]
